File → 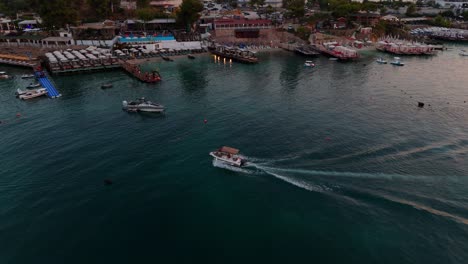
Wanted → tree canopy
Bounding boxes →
[176,0,203,32]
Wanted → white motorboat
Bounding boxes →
[210,146,246,167]
[390,57,405,66]
[122,97,165,113]
[0,71,12,80]
[376,57,387,64]
[460,50,468,56]
[21,74,35,79]
[27,82,41,88]
[304,60,315,67]
[17,88,48,100]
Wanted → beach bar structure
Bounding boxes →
[44,47,120,74]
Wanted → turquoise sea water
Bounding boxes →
[1,47,468,263]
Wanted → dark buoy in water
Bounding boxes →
[16,113,21,117]
[418,102,425,108]
[104,179,113,185]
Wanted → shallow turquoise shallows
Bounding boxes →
[1,47,468,264]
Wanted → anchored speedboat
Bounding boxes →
[210,146,246,167]
[390,57,405,66]
[21,74,35,79]
[122,97,165,113]
[304,60,315,67]
[376,57,387,64]
[27,82,41,88]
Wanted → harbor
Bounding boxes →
[2,0,468,263]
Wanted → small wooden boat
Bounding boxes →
[27,82,41,88]
[21,74,35,79]
[188,54,195,59]
[101,83,113,89]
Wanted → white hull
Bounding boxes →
[210,152,244,167]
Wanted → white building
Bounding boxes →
[120,0,137,10]
[435,0,468,8]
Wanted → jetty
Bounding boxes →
[376,38,436,55]
[121,61,161,83]
[295,45,320,57]
[35,70,61,98]
[209,44,258,64]
[0,54,39,68]
[313,42,359,61]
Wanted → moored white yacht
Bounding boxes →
[210,146,246,167]
[376,57,387,64]
[17,88,48,100]
[390,57,405,66]
[122,97,165,113]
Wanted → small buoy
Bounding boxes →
[325,137,331,141]
[104,179,113,185]
[410,96,412,98]
[464,101,466,103]
[418,102,424,108]
[16,113,21,117]
[204,119,207,124]
[447,102,450,104]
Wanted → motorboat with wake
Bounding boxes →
[16,88,47,100]
[122,97,165,113]
[376,57,387,64]
[210,146,246,167]
[304,60,315,67]
[390,57,405,66]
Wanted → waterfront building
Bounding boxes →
[0,18,15,32]
[435,0,468,8]
[71,21,119,47]
[120,0,137,10]
[150,0,183,9]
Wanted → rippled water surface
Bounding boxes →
[1,47,468,264]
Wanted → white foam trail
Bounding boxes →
[375,192,468,225]
[256,165,429,181]
[212,159,255,174]
[265,170,325,193]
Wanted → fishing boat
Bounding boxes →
[101,83,113,89]
[460,50,468,56]
[209,146,246,167]
[188,54,195,59]
[27,82,41,88]
[390,57,405,66]
[304,60,315,67]
[21,74,35,79]
[122,97,165,113]
[376,57,387,64]
[17,88,48,100]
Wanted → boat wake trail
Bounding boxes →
[212,159,257,174]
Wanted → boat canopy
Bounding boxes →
[219,146,239,155]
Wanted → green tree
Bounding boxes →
[463,11,468,21]
[406,3,417,16]
[33,0,82,28]
[432,14,451,27]
[284,0,305,19]
[176,0,203,32]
